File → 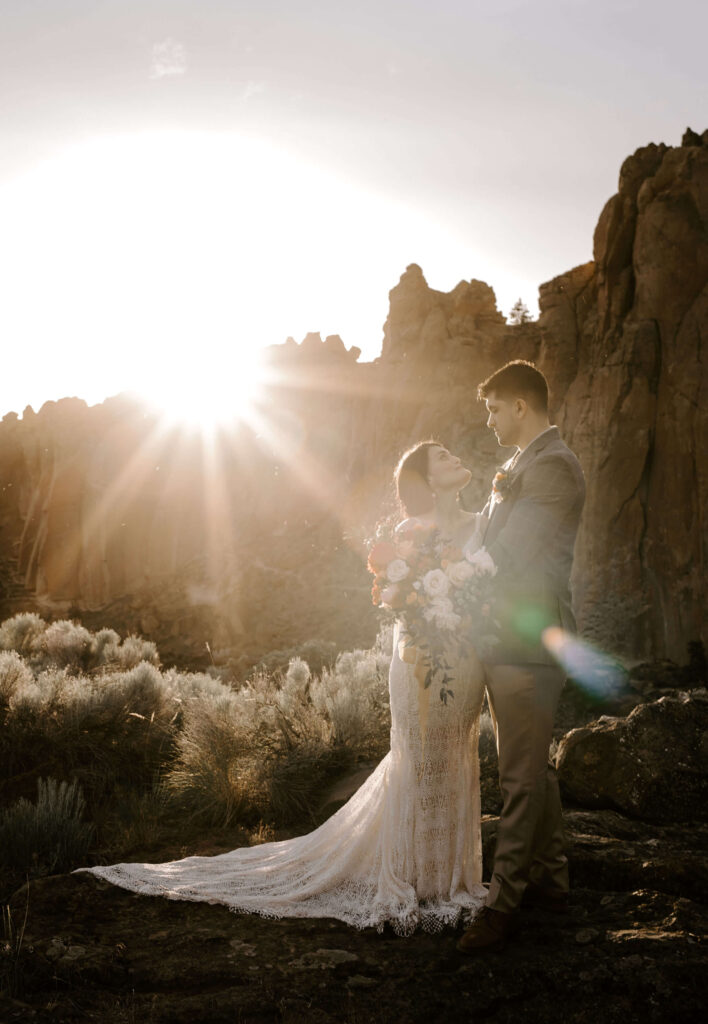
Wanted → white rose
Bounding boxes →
[386,558,410,583]
[424,597,461,631]
[440,611,462,631]
[446,559,475,587]
[422,568,450,598]
[465,546,497,576]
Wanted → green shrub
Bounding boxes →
[0,777,93,879]
[164,667,236,703]
[89,627,122,665]
[59,662,178,794]
[247,661,353,824]
[246,665,332,749]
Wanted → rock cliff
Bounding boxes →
[0,129,705,666]
[543,128,708,658]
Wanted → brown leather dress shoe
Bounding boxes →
[521,883,569,914]
[456,906,517,954]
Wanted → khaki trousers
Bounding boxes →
[484,663,568,913]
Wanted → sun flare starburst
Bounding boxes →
[139,349,268,435]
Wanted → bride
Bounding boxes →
[75,441,489,935]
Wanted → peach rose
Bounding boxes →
[367,541,397,574]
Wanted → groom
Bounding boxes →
[457,359,585,953]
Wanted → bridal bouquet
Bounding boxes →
[368,521,499,706]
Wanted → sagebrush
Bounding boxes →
[0,613,393,891]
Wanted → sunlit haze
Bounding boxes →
[1,0,705,420]
[0,130,516,420]
[136,338,269,433]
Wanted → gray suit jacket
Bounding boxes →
[482,427,585,665]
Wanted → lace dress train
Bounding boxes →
[75,627,487,934]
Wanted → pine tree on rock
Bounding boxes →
[508,299,534,324]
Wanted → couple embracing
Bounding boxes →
[78,359,586,953]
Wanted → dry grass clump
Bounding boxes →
[165,650,368,828]
[167,692,266,826]
[164,633,391,828]
[0,777,94,878]
[99,779,172,856]
[0,613,395,891]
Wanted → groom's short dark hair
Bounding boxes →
[477,360,549,412]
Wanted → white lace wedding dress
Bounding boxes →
[75,527,488,935]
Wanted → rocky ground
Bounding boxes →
[1,825,705,1024]
[2,667,706,1023]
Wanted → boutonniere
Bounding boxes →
[492,469,515,502]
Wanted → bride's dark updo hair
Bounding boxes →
[395,440,441,517]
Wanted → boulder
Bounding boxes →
[556,691,708,822]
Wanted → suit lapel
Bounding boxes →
[509,426,559,479]
[483,427,560,540]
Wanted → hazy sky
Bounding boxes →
[1,0,706,418]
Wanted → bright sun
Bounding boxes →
[0,128,528,422]
[138,347,268,434]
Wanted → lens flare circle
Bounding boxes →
[542,626,629,702]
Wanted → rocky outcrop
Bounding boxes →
[556,691,708,822]
[543,129,708,659]
[0,129,705,666]
[381,265,507,362]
